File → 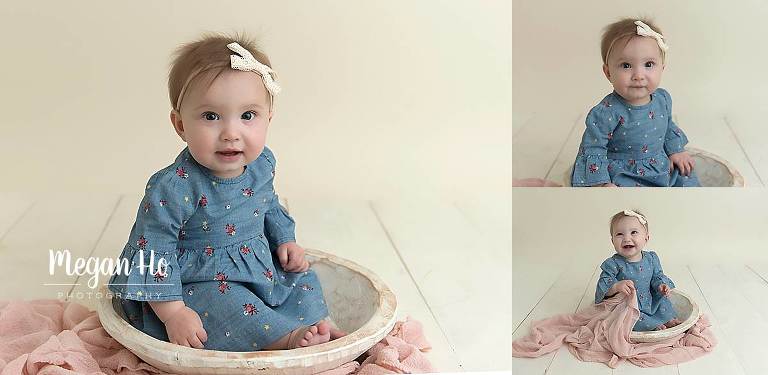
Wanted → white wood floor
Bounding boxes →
[512,189,768,374]
[0,191,512,372]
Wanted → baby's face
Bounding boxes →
[173,70,272,178]
[611,216,648,262]
[603,36,664,106]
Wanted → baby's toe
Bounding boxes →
[316,321,330,335]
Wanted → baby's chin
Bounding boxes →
[617,246,642,255]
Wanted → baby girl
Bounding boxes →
[595,210,682,331]
[108,33,344,351]
[571,18,700,187]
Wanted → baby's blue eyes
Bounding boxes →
[201,111,258,121]
[241,111,256,120]
[620,62,655,69]
[202,112,220,121]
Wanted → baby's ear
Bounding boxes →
[170,110,186,142]
[602,64,611,80]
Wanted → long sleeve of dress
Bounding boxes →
[656,88,689,155]
[649,251,675,291]
[595,258,620,303]
[260,148,297,250]
[108,170,196,302]
[572,104,616,186]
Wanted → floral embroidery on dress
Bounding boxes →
[176,167,189,179]
[243,303,259,316]
[240,244,251,255]
[137,235,148,250]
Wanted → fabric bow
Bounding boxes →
[635,20,669,52]
[623,209,647,225]
[227,42,281,99]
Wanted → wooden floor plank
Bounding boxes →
[688,264,768,375]
[69,194,141,310]
[288,196,462,371]
[0,193,35,240]
[546,113,585,185]
[371,195,510,371]
[512,254,603,375]
[513,111,583,180]
[724,111,768,185]
[663,264,745,375]
[0,193,120,301]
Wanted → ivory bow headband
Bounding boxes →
[634,20,669,52]
[175,42,281,112]
[623,210,647,226]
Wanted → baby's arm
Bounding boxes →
[595,258,629,302]
[572,105,617,187]
[107,169,205,347]
[261,147,307,272]
[658,88,695,176]
[149,301,208,348]
[649,251,675,295]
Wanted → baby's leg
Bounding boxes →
[664,318,682,328]
[264,320,332,349]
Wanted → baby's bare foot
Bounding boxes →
[293,320,331,348]
[330,326,347,340]
[665,318,682,328]
[655,324,667,330]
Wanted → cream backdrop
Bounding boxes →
[514,1,767,127]
[0,1,511,200]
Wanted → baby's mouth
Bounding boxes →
[622,244,635,249]
[216,151,243,156]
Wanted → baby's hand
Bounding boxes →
[611,280,635,296]
[164,306,208,349]
[659,284,673,296]
[277,241,310,273]
[669,151,695,176]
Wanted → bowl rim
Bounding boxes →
[628,289,700,342]
[97,248,398,368]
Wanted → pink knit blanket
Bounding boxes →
[512,290,717,368]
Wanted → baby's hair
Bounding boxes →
[609,209,649,234]
[169,32,274,112]
[601,17,665,64]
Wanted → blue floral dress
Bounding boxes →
[108,147,328,351]
[571,88,700,187]
[595,251,677,331]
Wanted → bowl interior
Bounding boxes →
[668,292,693,321]
[311,257,378,333]
[689,153,732,187]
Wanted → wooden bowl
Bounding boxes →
[97,249,398,375]
[563,146,744,187]
[629,289,700,343]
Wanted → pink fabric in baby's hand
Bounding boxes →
[512,290,717,368]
